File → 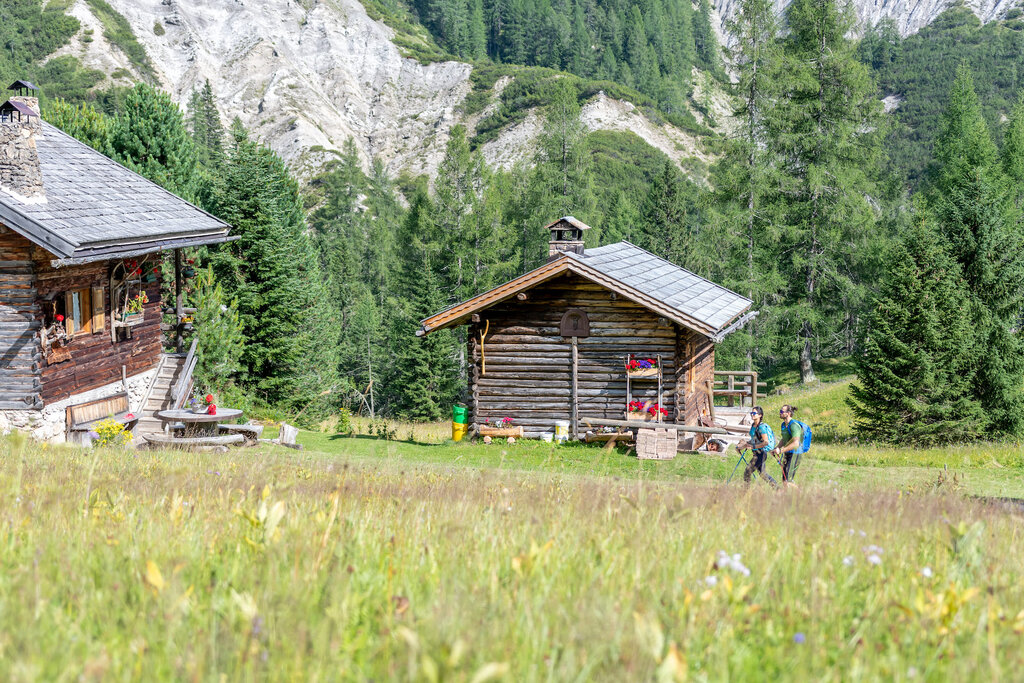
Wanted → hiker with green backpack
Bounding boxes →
[772,404,812,486]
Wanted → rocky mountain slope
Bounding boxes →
[714,0,1022,40]
[49,0,718,180]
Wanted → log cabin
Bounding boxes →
[0,83,231,441]
[419,217,757,443]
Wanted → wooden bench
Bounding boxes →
[142,433,245,451]
[66,392,138,445]
[219,423,264,445]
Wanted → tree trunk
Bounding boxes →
[799,324,816,384]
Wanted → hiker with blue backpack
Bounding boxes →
[772,404,812,486]
[737,406,777,486]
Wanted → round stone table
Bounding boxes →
[157,408,244,436]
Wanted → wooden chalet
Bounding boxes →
[0,84,231,441]
[419,217,756,442]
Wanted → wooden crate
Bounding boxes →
[636,427,677,460]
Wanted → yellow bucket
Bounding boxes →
[452,422,468,442]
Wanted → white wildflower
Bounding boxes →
[921,567,933,578]
[705,575,718,587]
[842,556,854,567]
[867,554,882,566]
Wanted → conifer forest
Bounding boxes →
[5,0,1024,444]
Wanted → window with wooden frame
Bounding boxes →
[61,287,105,336]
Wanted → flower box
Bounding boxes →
[191,406,210,415]
[626,367,659,378]
[118,312,145,327]
[625,411,663,423]
[478,425,524,438]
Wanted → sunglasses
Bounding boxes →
[749,411,759,417]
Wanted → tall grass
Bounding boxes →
[1,435,1022,680]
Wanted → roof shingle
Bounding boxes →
[0,122,230,260]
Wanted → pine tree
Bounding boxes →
[188,80,225,170]
[707,0,784,368]
[847,212,985,446]
[108,83,197,200]
[1002,90,1024,207]
[692,0,719,73]
[602,190,641,244]
[929,65,1024,435]
[43,98,111,153]
[767,0,883,383]
[188,266,245,391]
[639,159,692,264]
[392,193,459,420]
[526,80,595,269]
[211,123,341,417]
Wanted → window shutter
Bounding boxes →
[91,286,104,333]
[64,291,75,335]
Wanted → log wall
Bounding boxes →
[0,229,162,406]
[467,274,714,438]
[32,243,162,403]
[0,229,42,409]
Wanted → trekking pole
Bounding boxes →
[726,448,750,484]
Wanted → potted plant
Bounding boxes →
[189,392,216,414]
[183,258,197,278]
[143,265,160,283]
[626,356,659,378]
[626,400,668,422]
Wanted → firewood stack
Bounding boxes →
[636,427,677,460]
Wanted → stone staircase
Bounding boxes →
[135,353,190,441]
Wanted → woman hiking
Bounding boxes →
[737,406,776,486]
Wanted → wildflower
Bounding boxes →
[793,633,806,644]
[842,556,854,566]
[867,554,882,566]
[908,667,918,678]
[921,566,933,578]
[704,575,717,587]
[88,431,100,440]
[863,544,884,555]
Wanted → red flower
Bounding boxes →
[153,267,160,274]
[208,404,217,416]
[55,314,64,322]
[205,394,213,404]
[125,413,134,420]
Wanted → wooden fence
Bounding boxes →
[712,371,767,408]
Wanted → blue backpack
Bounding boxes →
[750,422,775,451]
[782,420,812,455]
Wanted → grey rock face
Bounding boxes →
[714,0,1022,42]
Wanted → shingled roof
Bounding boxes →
[420,241,754,341]
[0,121,231,262]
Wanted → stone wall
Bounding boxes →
[0,367,156,443]
[0,96,44,203]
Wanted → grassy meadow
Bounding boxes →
[2,422,1024,681]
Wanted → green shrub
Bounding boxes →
[153,20,164,36]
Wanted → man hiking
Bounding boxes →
[737,406,776,486]
[772,404,806,486]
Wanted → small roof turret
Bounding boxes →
[7,80,39,96]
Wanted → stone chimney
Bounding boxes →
[546,216,591,261]
[0,81,45,204]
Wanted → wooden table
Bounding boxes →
[148,408,246,449]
